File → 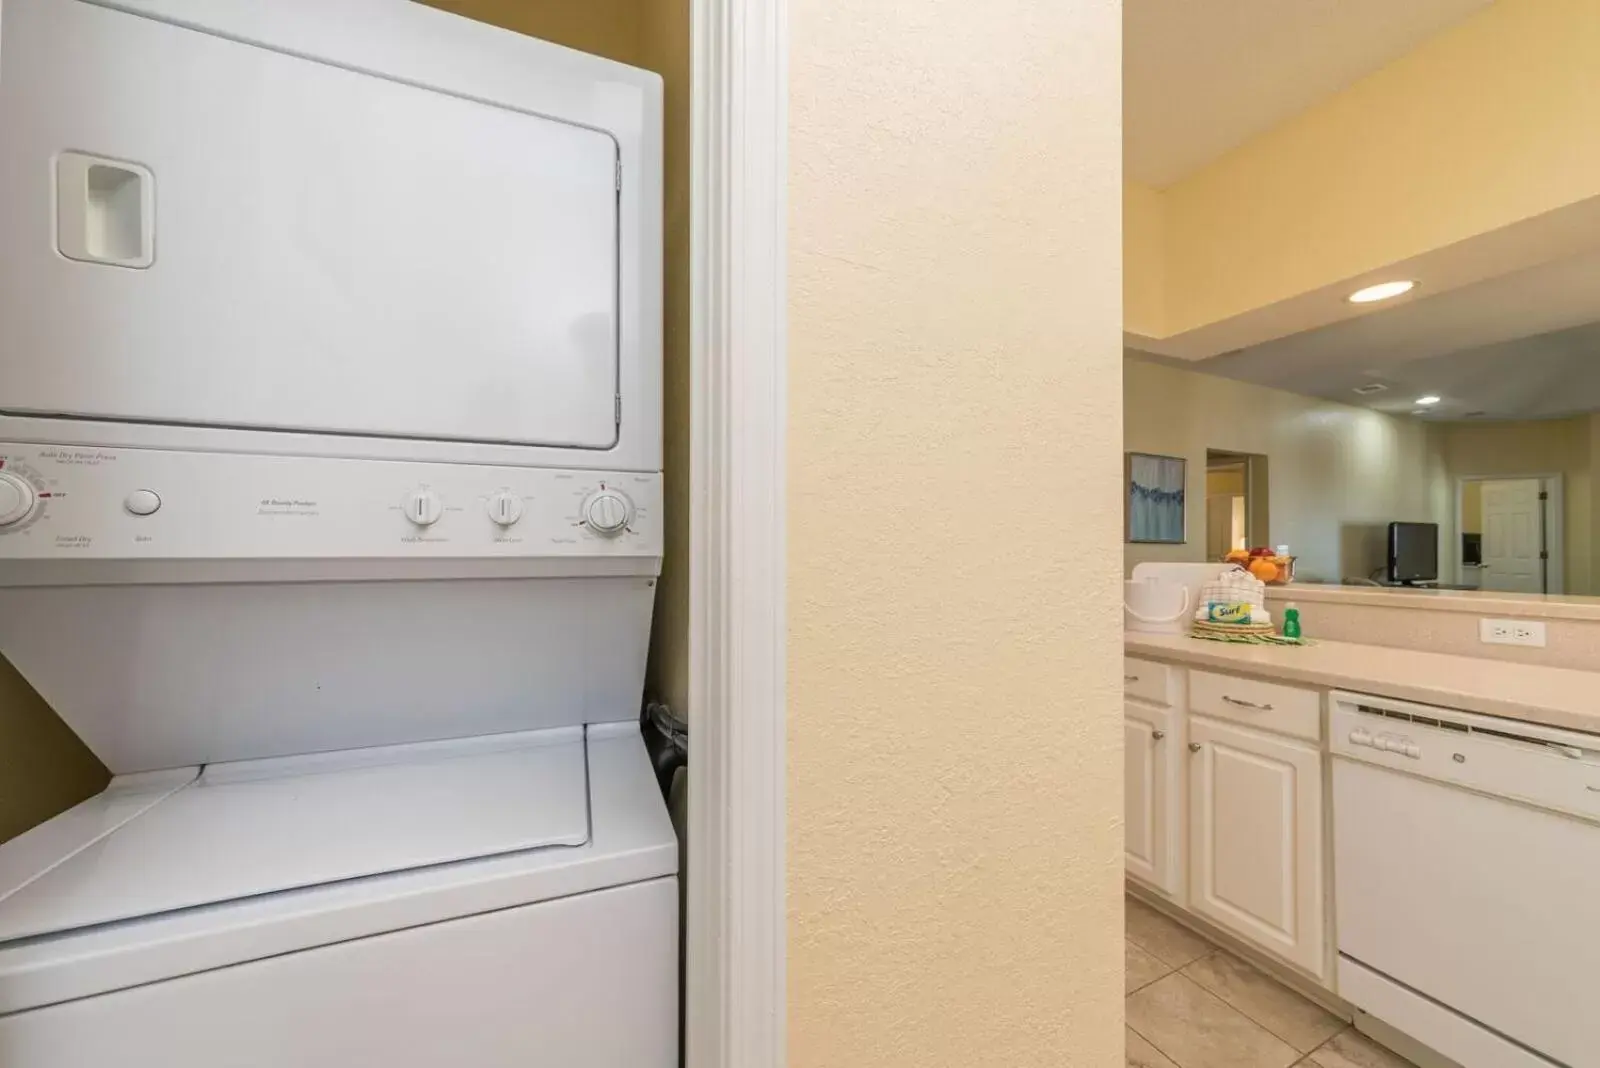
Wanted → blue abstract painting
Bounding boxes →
[1127,453,1186,544]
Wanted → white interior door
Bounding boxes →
[1188,716,1324,977]
[1479,480,1544,593]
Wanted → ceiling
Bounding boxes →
[1188,248,1600,422]
[1124,0,1493,188]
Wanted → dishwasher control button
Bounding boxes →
[1349,729,1373,747]
[1403,744,1422,759]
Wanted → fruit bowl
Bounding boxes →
[1223,550,1296,585]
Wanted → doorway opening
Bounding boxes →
[1455,475,1563,594]
[1204,450,1269,560]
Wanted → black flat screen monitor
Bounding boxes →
[1388,522,1439,585]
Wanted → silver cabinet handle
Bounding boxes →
[1124,675,1139,683]
[1188,742,1202,753]
[1152,729,1166,740]
[1222,695,1274,711]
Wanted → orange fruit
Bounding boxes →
[1248,558,1279,583]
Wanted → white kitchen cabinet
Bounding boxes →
[1187,715,1325,978]
[1124,700,1182,899]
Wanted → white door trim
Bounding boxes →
[1454,474,1563,594]
[685,0,787,1064]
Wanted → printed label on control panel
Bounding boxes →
[37,448,117,466]
[258,499,320,517]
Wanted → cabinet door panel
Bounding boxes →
[1125,701,1179,896]
[1189,716,1324,977]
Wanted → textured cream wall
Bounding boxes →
[1125,356,1451,582]
[788,1,1125,1065]
[1434,417,1594,595]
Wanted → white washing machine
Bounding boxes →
[0,1,674,1064]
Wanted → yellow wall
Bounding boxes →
[1130,0,1600,338]
[0,656,107,845]
[788,0,1123,1063]
[638,0,691,716]
[1123,181,1166,340]
[416,0,643,64]
[1125,356,1450,582]
[1206,466,1245,496]
[1433,417,1594,595]
[1461,480,1483,534]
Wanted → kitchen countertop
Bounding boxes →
[1125,631,1600,737]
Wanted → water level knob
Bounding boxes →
[486,491,524,527]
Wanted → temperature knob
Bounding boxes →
[0,471,37,527]
[486,491,524,527]
[582,489,632,536]
[403,488,443,527]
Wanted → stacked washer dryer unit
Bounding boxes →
[0,1,675,1064]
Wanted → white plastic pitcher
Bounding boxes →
[1124,577,1191,634]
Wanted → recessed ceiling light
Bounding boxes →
[1415,395,1441,406]
[1348,280,1417,304]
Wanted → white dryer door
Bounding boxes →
[0,0,620,449]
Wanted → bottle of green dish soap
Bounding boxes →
[1282,603,1302,642]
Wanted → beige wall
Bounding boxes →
[1433,417,1594,595]
[1125,356,1450,583]
[789,0,1123,1064]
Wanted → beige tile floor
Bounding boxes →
[1125,897,1417,1068]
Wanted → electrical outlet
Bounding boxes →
[1480,618,1547,647]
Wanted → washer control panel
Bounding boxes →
[0,445,662,560]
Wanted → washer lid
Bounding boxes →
[0,728,589,944]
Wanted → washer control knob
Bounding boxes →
[124,489,162,517]
[0,471,37,527]
[582,490,632,536]
[404,488,443,527]
[487,491,524,527]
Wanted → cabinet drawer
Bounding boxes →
[1190,671,1321,742]
[1124,657,1177,706]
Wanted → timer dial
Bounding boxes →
[0,471,37,527]
[582,490,632,536]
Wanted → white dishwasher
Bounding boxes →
[1331,691,1600,1068]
